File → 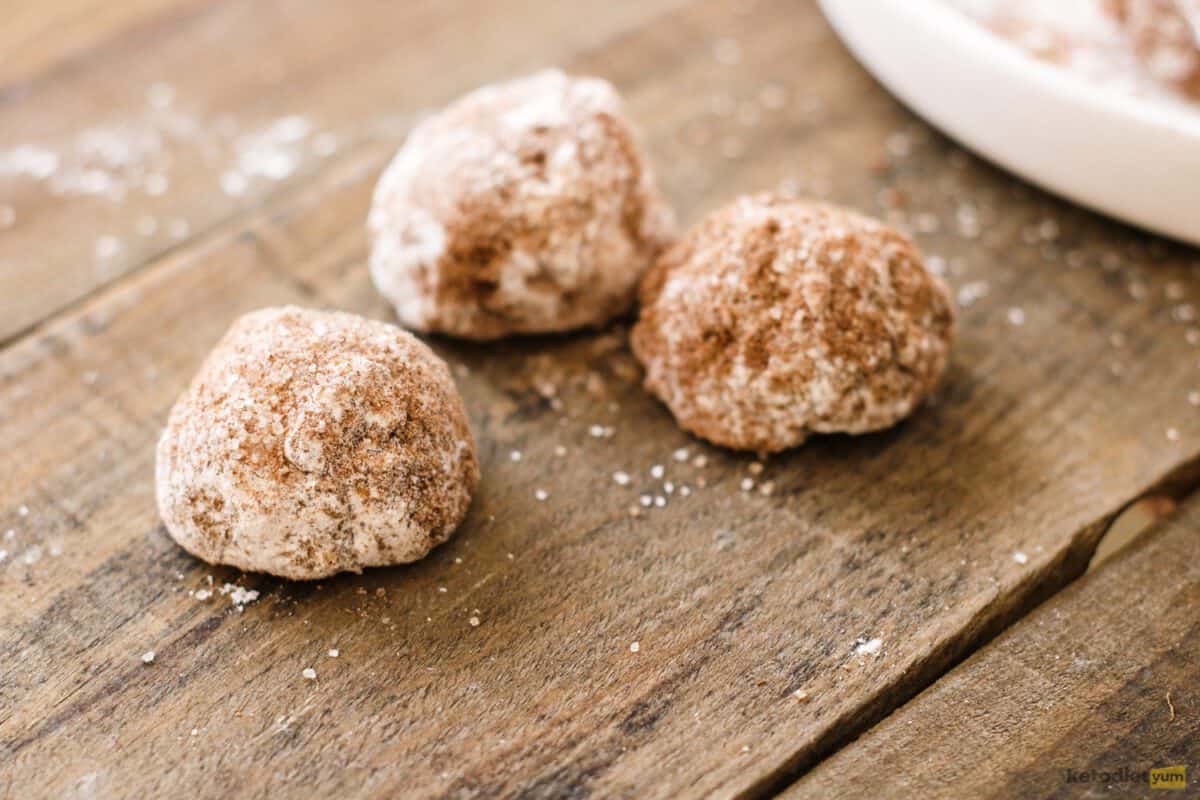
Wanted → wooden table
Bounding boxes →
[2,0,1198,797]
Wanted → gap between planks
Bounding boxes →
[755,474,1200,799]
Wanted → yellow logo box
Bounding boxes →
[1150,765,1187,791]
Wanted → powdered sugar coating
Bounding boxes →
[156,306,479,579]
[1110,0,1200,97]
[631,195,955,453]
[368,69,677,339]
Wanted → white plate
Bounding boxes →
[818,0,1200,246]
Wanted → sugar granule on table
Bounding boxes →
[220,583,260,609]
[854,637,883,657]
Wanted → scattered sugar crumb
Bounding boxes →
[141,650,156,664]
[650,464,665,479]
[854,637,883,657]
[219,583,260,609]
[792,689,810,702]
[613,470,631,486]
[1007,307,1026,326]
[1013,551,1029,565]
[220,170,248,196]
[302,667,317,680]
[673,448,690,462]
[956,281,990,308]
[468,616,481,627]
[510,450,522,462]
[534,488,549,501]
[328,649,339,658]
[629,641,640,653]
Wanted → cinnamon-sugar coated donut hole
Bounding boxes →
[156,307,479,579]
[369,69,676,340]
[631,195,955,453]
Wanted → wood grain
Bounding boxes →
[0,0,685,343]
[3,0,1200,797]
[0,0,186,87]
[786,498,1200,800]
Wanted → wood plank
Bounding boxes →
[0,0,686,343]
[785,498,1200,799]
[0,0,188,88]
[3,0,1200,797]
